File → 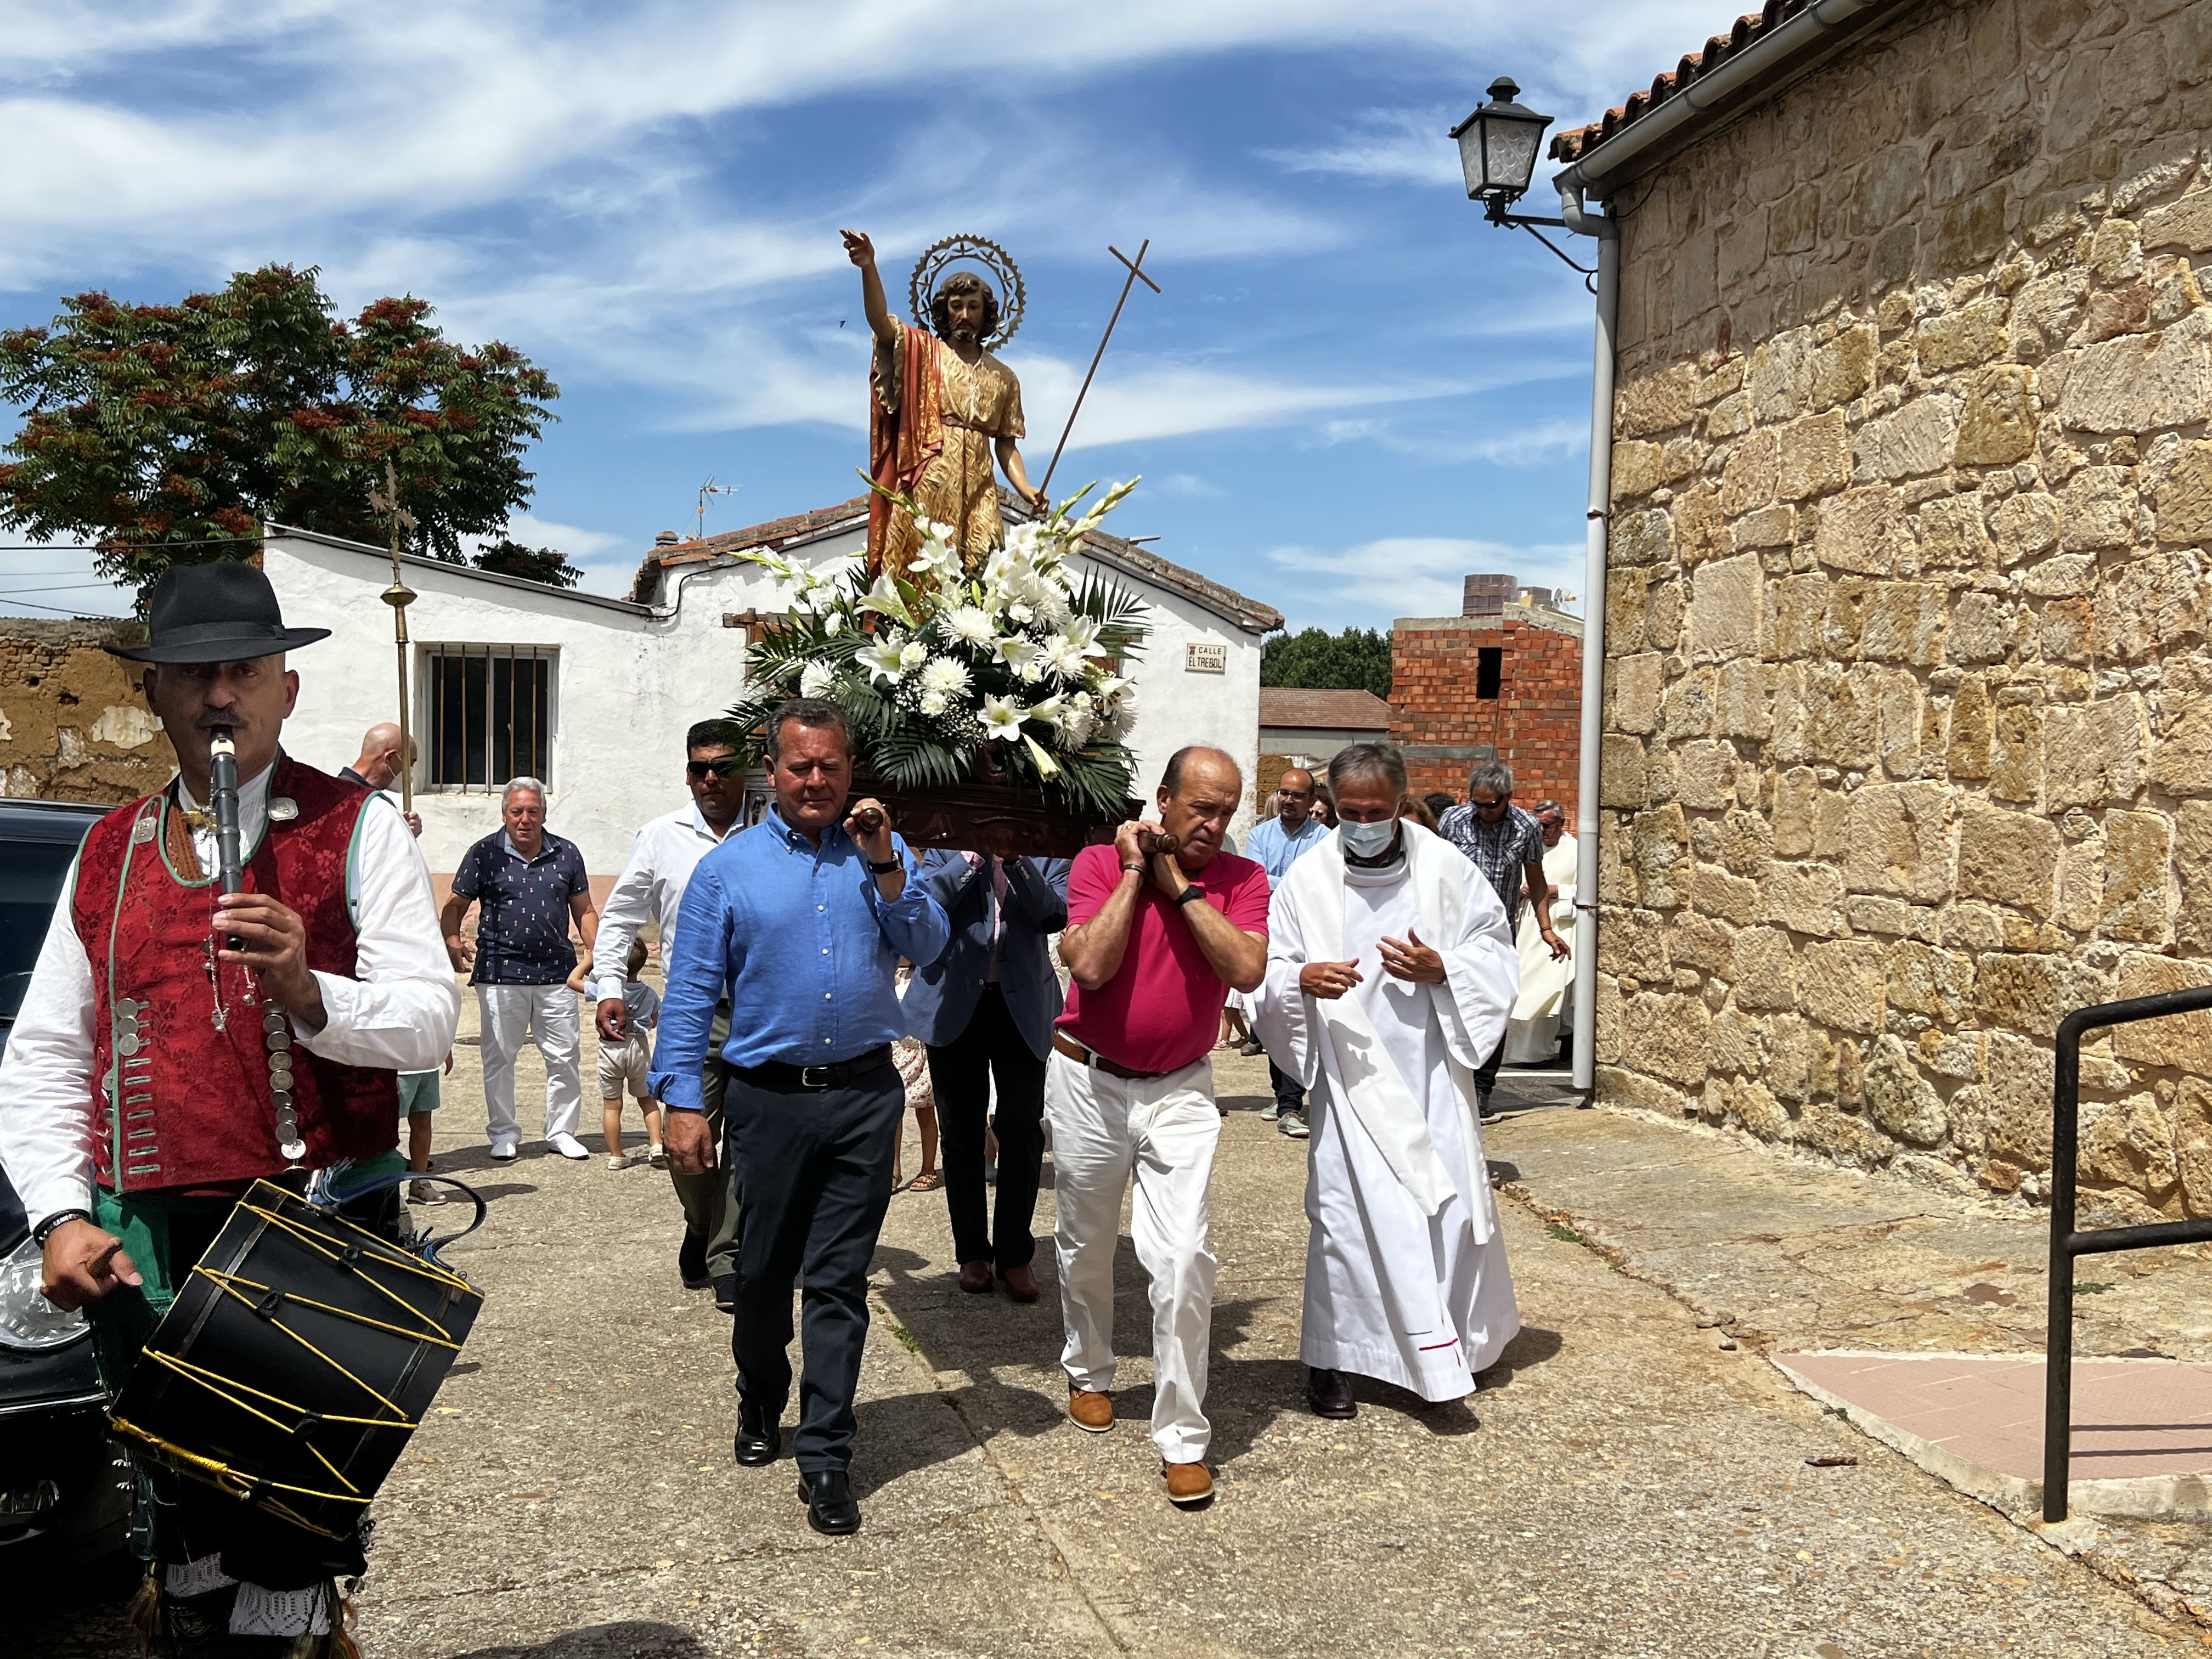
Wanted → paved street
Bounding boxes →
[25,1001,2198,1657]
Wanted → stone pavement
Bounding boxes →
[22,1026,2200,1656]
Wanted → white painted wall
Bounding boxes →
[264,523,1263,877]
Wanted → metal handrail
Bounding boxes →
[2044,984,2212,1522]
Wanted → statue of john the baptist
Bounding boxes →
[843,228,1048,582]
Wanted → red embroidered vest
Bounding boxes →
[73,756,400,1193]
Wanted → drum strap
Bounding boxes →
[314,1169,487,1272]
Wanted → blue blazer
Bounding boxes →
[904,852,1071,1058]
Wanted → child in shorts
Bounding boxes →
[572,938,664,1170]
[401,1051,454,1204]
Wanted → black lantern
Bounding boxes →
[1449,77,1554,217]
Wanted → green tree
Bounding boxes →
[1260,625,1393,699]
[471,539,582,588]
[0,264,558,596]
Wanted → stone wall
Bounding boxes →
[0,620,173,803]
[1391,609,1584,813]
[1594,0,2212,1218]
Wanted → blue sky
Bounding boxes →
[0,1,1721,632]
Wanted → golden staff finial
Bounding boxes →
[368,460,419,816]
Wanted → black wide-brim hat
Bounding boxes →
[108,562,332,664]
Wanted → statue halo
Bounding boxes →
[909,233,1026,349]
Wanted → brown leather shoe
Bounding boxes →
[1001,1263,1039,1303]
[957,1259,994,1294]
[1068,1386,1114,1433]
[1162,1460,1214,1506]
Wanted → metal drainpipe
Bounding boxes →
[1559,180,1618,1100]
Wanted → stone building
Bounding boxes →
[1559,0,2212,1217]
[1389,580,1584,813]
[0,619,172,803]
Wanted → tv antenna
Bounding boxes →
[697,476,738,541]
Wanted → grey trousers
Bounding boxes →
[670,1002,740,1277]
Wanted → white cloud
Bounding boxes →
[1258,108,1464,188]
[1265,532,1584,629]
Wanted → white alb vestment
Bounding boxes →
[1253,821,1520,1400]
[1503,829,1578,1065]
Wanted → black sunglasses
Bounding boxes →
[686,757,743,779]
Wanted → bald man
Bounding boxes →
[341,721,422,837]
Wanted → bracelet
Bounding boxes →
[1121,862,1146,875]
[31,1208,92,1247]
[866,857,904,876]
[1173,886,1207,907]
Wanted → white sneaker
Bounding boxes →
[647,1143,668,1169]
[549,1132,590,1160]
[489,1135,521,1162]
[606,1154,629,1170]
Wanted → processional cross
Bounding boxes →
[367,459,419,815]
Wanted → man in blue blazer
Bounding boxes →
[905,850,1071,1301]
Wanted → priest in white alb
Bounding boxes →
[1251,741,1521,1419]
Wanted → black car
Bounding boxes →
[0,797,132,1562]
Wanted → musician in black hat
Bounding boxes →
[0,562,459,1654]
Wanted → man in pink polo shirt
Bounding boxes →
[1051,744,1271,1509]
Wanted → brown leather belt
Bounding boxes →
[1052,1032,1172,1082]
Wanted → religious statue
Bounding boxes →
[843,229,1047,582]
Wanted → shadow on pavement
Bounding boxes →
[450,1624,708,1659]
[1481,1324,1565,1388]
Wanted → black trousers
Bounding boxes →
[1472,1032,1508,1093]
[1268,1060,1306,1113]
[924,984,1047,1271]
[724,1062,901,1472]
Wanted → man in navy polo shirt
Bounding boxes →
[441,777,600,1160]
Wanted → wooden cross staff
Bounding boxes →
[367,459,419,815]
[1038,240,1160,498]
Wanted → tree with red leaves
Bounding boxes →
[0,264,559,597]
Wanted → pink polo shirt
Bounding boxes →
[1056,842,1271,1075]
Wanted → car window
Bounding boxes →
[1,839,79,1023]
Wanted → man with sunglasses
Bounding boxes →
[593,720,752,1304]
[1436,762,1568,1116]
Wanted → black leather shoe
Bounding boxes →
[734,1402,780,1467]
[713,1271,738,1312]
[1307,1365,1357,1420]
[798,1468,861,1535]
[678,1227,709,1289]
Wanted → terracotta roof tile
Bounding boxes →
[1259,688,1393,731]
[1548,0,1813,165]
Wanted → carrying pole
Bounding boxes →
[1039,241,1160,498]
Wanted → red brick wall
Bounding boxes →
[1388,615,1582,819]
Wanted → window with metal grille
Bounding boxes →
[423,645,555,790]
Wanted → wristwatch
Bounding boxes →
[1173,886,1207,907]
[866,856,904,875]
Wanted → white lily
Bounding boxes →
[997,636,1041,675]
[1022,733,1062,780]
[823,611,844,637]
[1059,617,1100,654]
[980,694,1026,741]
[1089,670,1131,701]
[1024,692,1065,726]
[857,572,916,628]
[799,661,837,698]
[859,635,909,684]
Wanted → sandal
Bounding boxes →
[906,1170,944,1192]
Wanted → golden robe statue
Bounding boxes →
[869,323,1026,580]
[844,228,1046,582]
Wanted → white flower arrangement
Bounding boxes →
[726,478,1149,816]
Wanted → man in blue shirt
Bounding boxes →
[1242,768,1330,1136]
[440,778,599,1161]
[653,697,949,1537]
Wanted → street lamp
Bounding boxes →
[1449,77,1556,225]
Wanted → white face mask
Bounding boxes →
[1338,817,1399,859]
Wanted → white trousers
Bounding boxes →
[1045,1050,1220,1463]
[478,984,583,1143]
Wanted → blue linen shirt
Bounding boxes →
[451,830,591,986]
[1243,812,1330,888]
[648,809,951,1108]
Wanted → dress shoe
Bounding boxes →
[1162,1460,1215,1506]
[1068,1386,1113,1434]
[1306,1365,1357,1420]
[678,1226,709,1290]
[1001,1263,1039,1304]
[957,1259,994,1294]
[713,1272,738,1313]
[798,1468,861,1535]
[733,1401,780,1467]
